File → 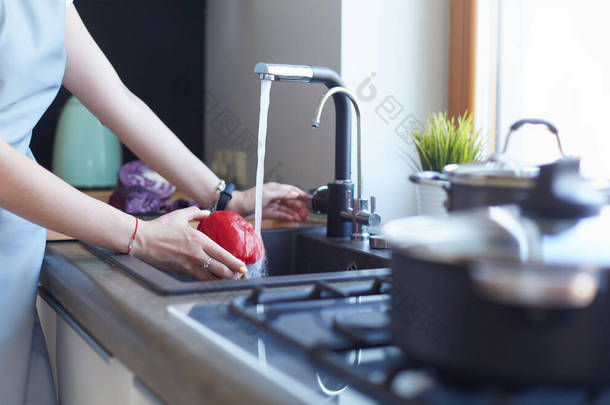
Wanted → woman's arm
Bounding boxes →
[62,5,220,208]
[0,137,244,280]
[62,5,308,221]
[0,137,134,252]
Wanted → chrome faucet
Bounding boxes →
[255,62,355,238]
[312,87,381,242]
[254,63,315,82]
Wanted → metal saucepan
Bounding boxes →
[410,119,566,211]
[387,159,610,386]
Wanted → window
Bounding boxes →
[476,0,610,178]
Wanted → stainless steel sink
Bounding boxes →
[259,225,324,276]
[265,228,390,276]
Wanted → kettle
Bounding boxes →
[52,96,122,188]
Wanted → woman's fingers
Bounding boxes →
[173,248,233,281]
[281,199,308,220]
[262,198,307,222]
[287,187,308,200]
[263,183,307,202]
[198,232,247,275]
[179,207,210,222]
[200,254,236,280]
[262,206,295,221]
[235,183,308,218]
[187,264,222,281]
[270,202,302,221]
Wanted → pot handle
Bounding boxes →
[469,260,599,309]
[500,118,566,157]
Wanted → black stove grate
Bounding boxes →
[226,276,610,405]
[228,276,420,404]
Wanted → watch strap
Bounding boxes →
[216,182,236,211]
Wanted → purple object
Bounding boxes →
[117,160,175,199]
[109,186,164,214]
[161,198,200,212]
[111,161,200,214]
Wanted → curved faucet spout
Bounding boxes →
[312,87,363,200]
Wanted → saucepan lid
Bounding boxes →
[444,119,566,188]
[383,204,610,268]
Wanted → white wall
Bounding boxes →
[205,0,341,191]
[341,0,449,221]
[206,0,449,221]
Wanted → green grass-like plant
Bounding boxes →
[410,111,483,172]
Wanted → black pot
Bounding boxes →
[387,159,610,386]
[390,253,610,386]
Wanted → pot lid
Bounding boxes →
[444,158,539,188]
[383,205,610,268]
[444,118,567,188]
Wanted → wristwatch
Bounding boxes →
[208,180,226,211]
[215,182,236,211]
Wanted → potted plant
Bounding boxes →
[408,111,483,215]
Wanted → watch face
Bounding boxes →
[217,180,227,192]
[208,180,227,211]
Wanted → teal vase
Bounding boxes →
[52,96,122,188]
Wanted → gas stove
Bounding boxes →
[169,272,610,405]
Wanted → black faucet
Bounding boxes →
[254,63,353,237]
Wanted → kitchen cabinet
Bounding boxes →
[37,293,162,405]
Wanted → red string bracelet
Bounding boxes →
[126,217,139,255]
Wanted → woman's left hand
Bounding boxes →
[226,182,308,222]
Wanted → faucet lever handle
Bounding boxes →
[370,196,377,214]
[357,198,369,212]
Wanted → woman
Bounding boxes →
[0,0,307,403]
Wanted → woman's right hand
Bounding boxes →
[132,207,247,281]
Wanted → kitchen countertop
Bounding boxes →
[40,241,324,405]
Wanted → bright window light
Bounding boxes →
[477,0,610,179]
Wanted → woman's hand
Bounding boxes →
[226,182,308,222]
[132,207,247,281]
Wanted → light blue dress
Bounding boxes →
[0,0,69,403]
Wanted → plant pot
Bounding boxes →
[409,171,448,216]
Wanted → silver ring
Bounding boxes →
[203,256,213,270]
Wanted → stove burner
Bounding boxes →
[332,310,391,347]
